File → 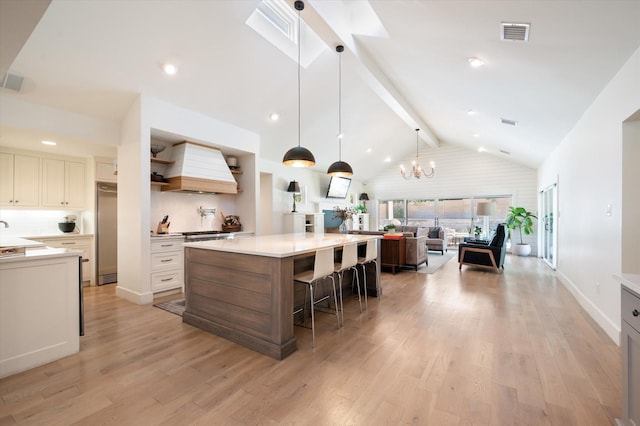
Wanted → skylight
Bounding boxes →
[246,0,326,68]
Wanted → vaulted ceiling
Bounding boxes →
[1,0,639,180]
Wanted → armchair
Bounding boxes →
[458,223,507,272]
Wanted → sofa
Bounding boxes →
[349,228,428,270]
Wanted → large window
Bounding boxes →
[377,196,512,232]
[407,199,436,227]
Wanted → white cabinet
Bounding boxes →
[352,213,370,231]
[33,235,94,285]
[41,158,86,209]
[95,160,117,183]
[621,286,640,426]
[0,153,40,207]
[284,213,305,233]
[150,236,184,293]
[284,213,324,234]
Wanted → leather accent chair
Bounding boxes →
[458,223,507,272]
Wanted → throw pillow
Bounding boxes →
[428,226,441,238]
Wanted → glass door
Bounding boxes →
[539,183,557,269]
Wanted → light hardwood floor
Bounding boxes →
[0,254,621,425]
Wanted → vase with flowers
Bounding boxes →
[333,206,355,233]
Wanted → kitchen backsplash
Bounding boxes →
[150,191,238,233]
[0,209,85,237]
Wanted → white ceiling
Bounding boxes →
[1,0,639,180]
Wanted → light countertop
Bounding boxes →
[0,236,46,249]
[0,247,82,264]
[183,233,379,258]
[615,273,640,296]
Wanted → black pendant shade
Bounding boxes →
[283,146,316,167]
[283,0,315,168]
[327,160,353,177]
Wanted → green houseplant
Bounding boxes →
[505,206,537,256]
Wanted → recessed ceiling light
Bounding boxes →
[384,156,391,162]
[468,57,484,68]
[366,148,372,153]
[466,109,476,115]
[269,112,279,121]
[478,146,487,152]
[162,63,177,75]
[41,140,56,146]
[473,133,480,138]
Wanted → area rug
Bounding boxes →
[418,251,456,274]
[153,298,185,316]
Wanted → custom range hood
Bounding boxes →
[162,141,237,194]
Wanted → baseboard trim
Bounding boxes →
[115,285,154,305]
[556,270,620,345]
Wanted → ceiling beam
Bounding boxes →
[304,0,439,148]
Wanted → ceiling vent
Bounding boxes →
[500,118,518,126]
[499,149,511,155]
[1,72,24,92]
[501,22,530,42]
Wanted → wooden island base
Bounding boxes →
[182,234,380,359]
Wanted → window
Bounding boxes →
[378,200,406,228]
[407,199,435,227]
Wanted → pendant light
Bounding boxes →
[400,128,435,179]
[282,0,316,167]
[327,45,353,177]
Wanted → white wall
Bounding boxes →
[259,158,364,235]
[538,47,640,344]
[622,115,640,274]
[367,142,538,247]
[116,95,261,304]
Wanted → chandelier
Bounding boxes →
[400,128,435,179]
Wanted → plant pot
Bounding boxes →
[512,243,531,256]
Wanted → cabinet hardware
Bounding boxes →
[161,244,173,247]
[161,277,173,282]
[160,259,173,263]
[62,242,75,245]
[633,309,639,317]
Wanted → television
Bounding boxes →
[325,176,351,199]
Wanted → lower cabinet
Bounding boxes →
[621,286,640,426]
[150,237,184,293]
[34,235,93,285]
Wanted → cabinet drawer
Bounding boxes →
[150,250,182,271]
[151,239,184,252]
[623,288,640,333]
[151,270,183,291]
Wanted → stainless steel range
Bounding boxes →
[182,231,234,242]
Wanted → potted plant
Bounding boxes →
[505,206,537,256]
[473,226,482,239]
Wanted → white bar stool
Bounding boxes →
[357,239,378,310]
[293,247,340,348]
[334,242,362,326]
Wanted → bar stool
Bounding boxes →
[357,239,378,310]
[293,247,340,348]
[334,242,362,326]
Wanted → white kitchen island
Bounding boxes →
[0,241,82,378]
[183,233,380,359]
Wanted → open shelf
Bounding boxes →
[150,181,169,187]
[150,158,174,165]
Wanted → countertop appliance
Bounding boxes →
[182,231,234,242]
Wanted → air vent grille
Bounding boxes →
[501,22,530,42]
[499,149,511,155]
[501,118,518,126]
[1,72,23,92]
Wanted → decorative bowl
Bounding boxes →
[58,222,76,233]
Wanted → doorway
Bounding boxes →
[539,183,557,269]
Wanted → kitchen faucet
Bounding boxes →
[0,220,8,228]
